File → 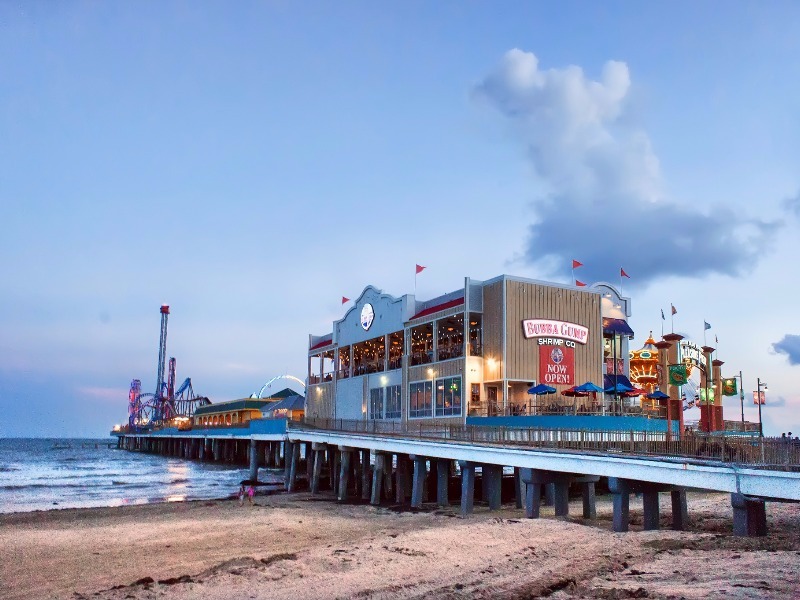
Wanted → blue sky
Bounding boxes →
[1,2,799,437]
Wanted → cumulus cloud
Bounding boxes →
[783,190,800,217]
[772,334,800,365]
[474,50,776,285]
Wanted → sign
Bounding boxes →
[539,345,575,385]
[522,319,589,345]
[360,303,374,331]
[753,391,766,405]
[722,377,738,396]
[604,358,624,375]
[699,388,715,403]
[679,341,707,368]
[668,364,688,385]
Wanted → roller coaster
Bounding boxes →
[128,306,210,430]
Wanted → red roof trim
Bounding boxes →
[410,297,464,321]
[309,338,334,351]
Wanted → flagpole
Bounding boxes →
[703,321,706,347]
[660,310,664,338]
[671,305,674,334]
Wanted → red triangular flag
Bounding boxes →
[341,296,350,305]
[620,268,630,278]
[415,264,426,275]
[572,259,583,269]
[575,280,586,287]
[671,304,677,315]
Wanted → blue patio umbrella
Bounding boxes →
[604,382,634,394]
[574,382,605,394]
[527,383,556,395]
[646,390,670,400]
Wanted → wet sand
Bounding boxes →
[1,491,798,599]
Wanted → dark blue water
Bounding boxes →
[0,438,283,514]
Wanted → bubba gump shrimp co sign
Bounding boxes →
[522,319,589,386]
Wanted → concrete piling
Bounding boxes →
[371,453,385,505]
[731,493,767,537]
[436,459,450,507]
[338,447,352,502]
[671,490,688,531]
[411,456,427,508]
[459,461,476,516]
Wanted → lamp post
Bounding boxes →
[756,378,767,438]
[738,370,745,426]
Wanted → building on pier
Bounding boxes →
[192,388,300,427]
[306,275,634,424]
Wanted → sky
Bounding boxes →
[1,2,799,437]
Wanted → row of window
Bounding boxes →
[369,385,402,419]
[368,376,463,419]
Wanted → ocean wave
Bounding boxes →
[0,482,89,490]
[170,478,189,484]
[0,466,20,472]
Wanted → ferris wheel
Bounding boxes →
[254,374,306,399]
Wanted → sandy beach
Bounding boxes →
[1,491,799,600]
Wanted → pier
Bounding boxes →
[115,418,800,538]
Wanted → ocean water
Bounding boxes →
[0,438,284,514]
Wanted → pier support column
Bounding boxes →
[370,453,386,506]
[544,483,555,507]
[608,478,631,533]
[483,464,502,510]
[287,442,300,492]
[522,470,573,518]
[575,476,599,520]
[198,440,205,461]
[212,440,221,461]
[338,447,353,502]
[306,443,314,481]
[410,456,427,509]
[436,459,450,507]
[249,440,259,482]
[458,461,476,516]
[283,442,293,490]
[671,490,689,531]
[732,493,767,537]
[514,467,525,509]
[310,444,326,495]
[642,488,661,531]
[395,454,409,504]
[361,450,372,501]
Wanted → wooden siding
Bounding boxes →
[482,281,504,377]
[504,280,603,388]
[407,358,464,383]
[306,382,335,419]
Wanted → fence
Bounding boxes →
[297,418,800,471]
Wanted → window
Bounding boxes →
[468,313,482,356]
[385,385,401,419]
[410,323,434,366]
[369,388,383,420]
[436,314,464,361]
[409,381,433,418]
[435,376,462,417]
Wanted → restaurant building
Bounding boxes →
[306,274,633,424]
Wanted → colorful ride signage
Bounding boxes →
[539,345,575,385]
[522,319,589,345]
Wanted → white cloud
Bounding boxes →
[474,49,776,285]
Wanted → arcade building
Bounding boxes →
[306,274,634,424]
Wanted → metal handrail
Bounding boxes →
[296,418,800,471]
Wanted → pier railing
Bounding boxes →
[297,418,800,471]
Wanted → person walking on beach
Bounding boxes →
[238,484,246,506]
[247,484,255,505]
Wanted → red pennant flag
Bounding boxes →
[341,296,350,305]
[671,304,677,315]
[572,259,583,269]
[575,280,587,287]
[415,264,426,275]
[620,268,630,278]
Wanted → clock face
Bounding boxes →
[360,303,375,331]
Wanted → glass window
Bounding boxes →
[409,381,433,418]
[436,314,464,361]
[468,313,482,356]
[369,388,383,420]
[435,376,462,417]
[338,346,350,379]
[410,323,434,366]
[388,331,403,370]
[385,385,401,419]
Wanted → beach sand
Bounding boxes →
[1,491,798,600]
